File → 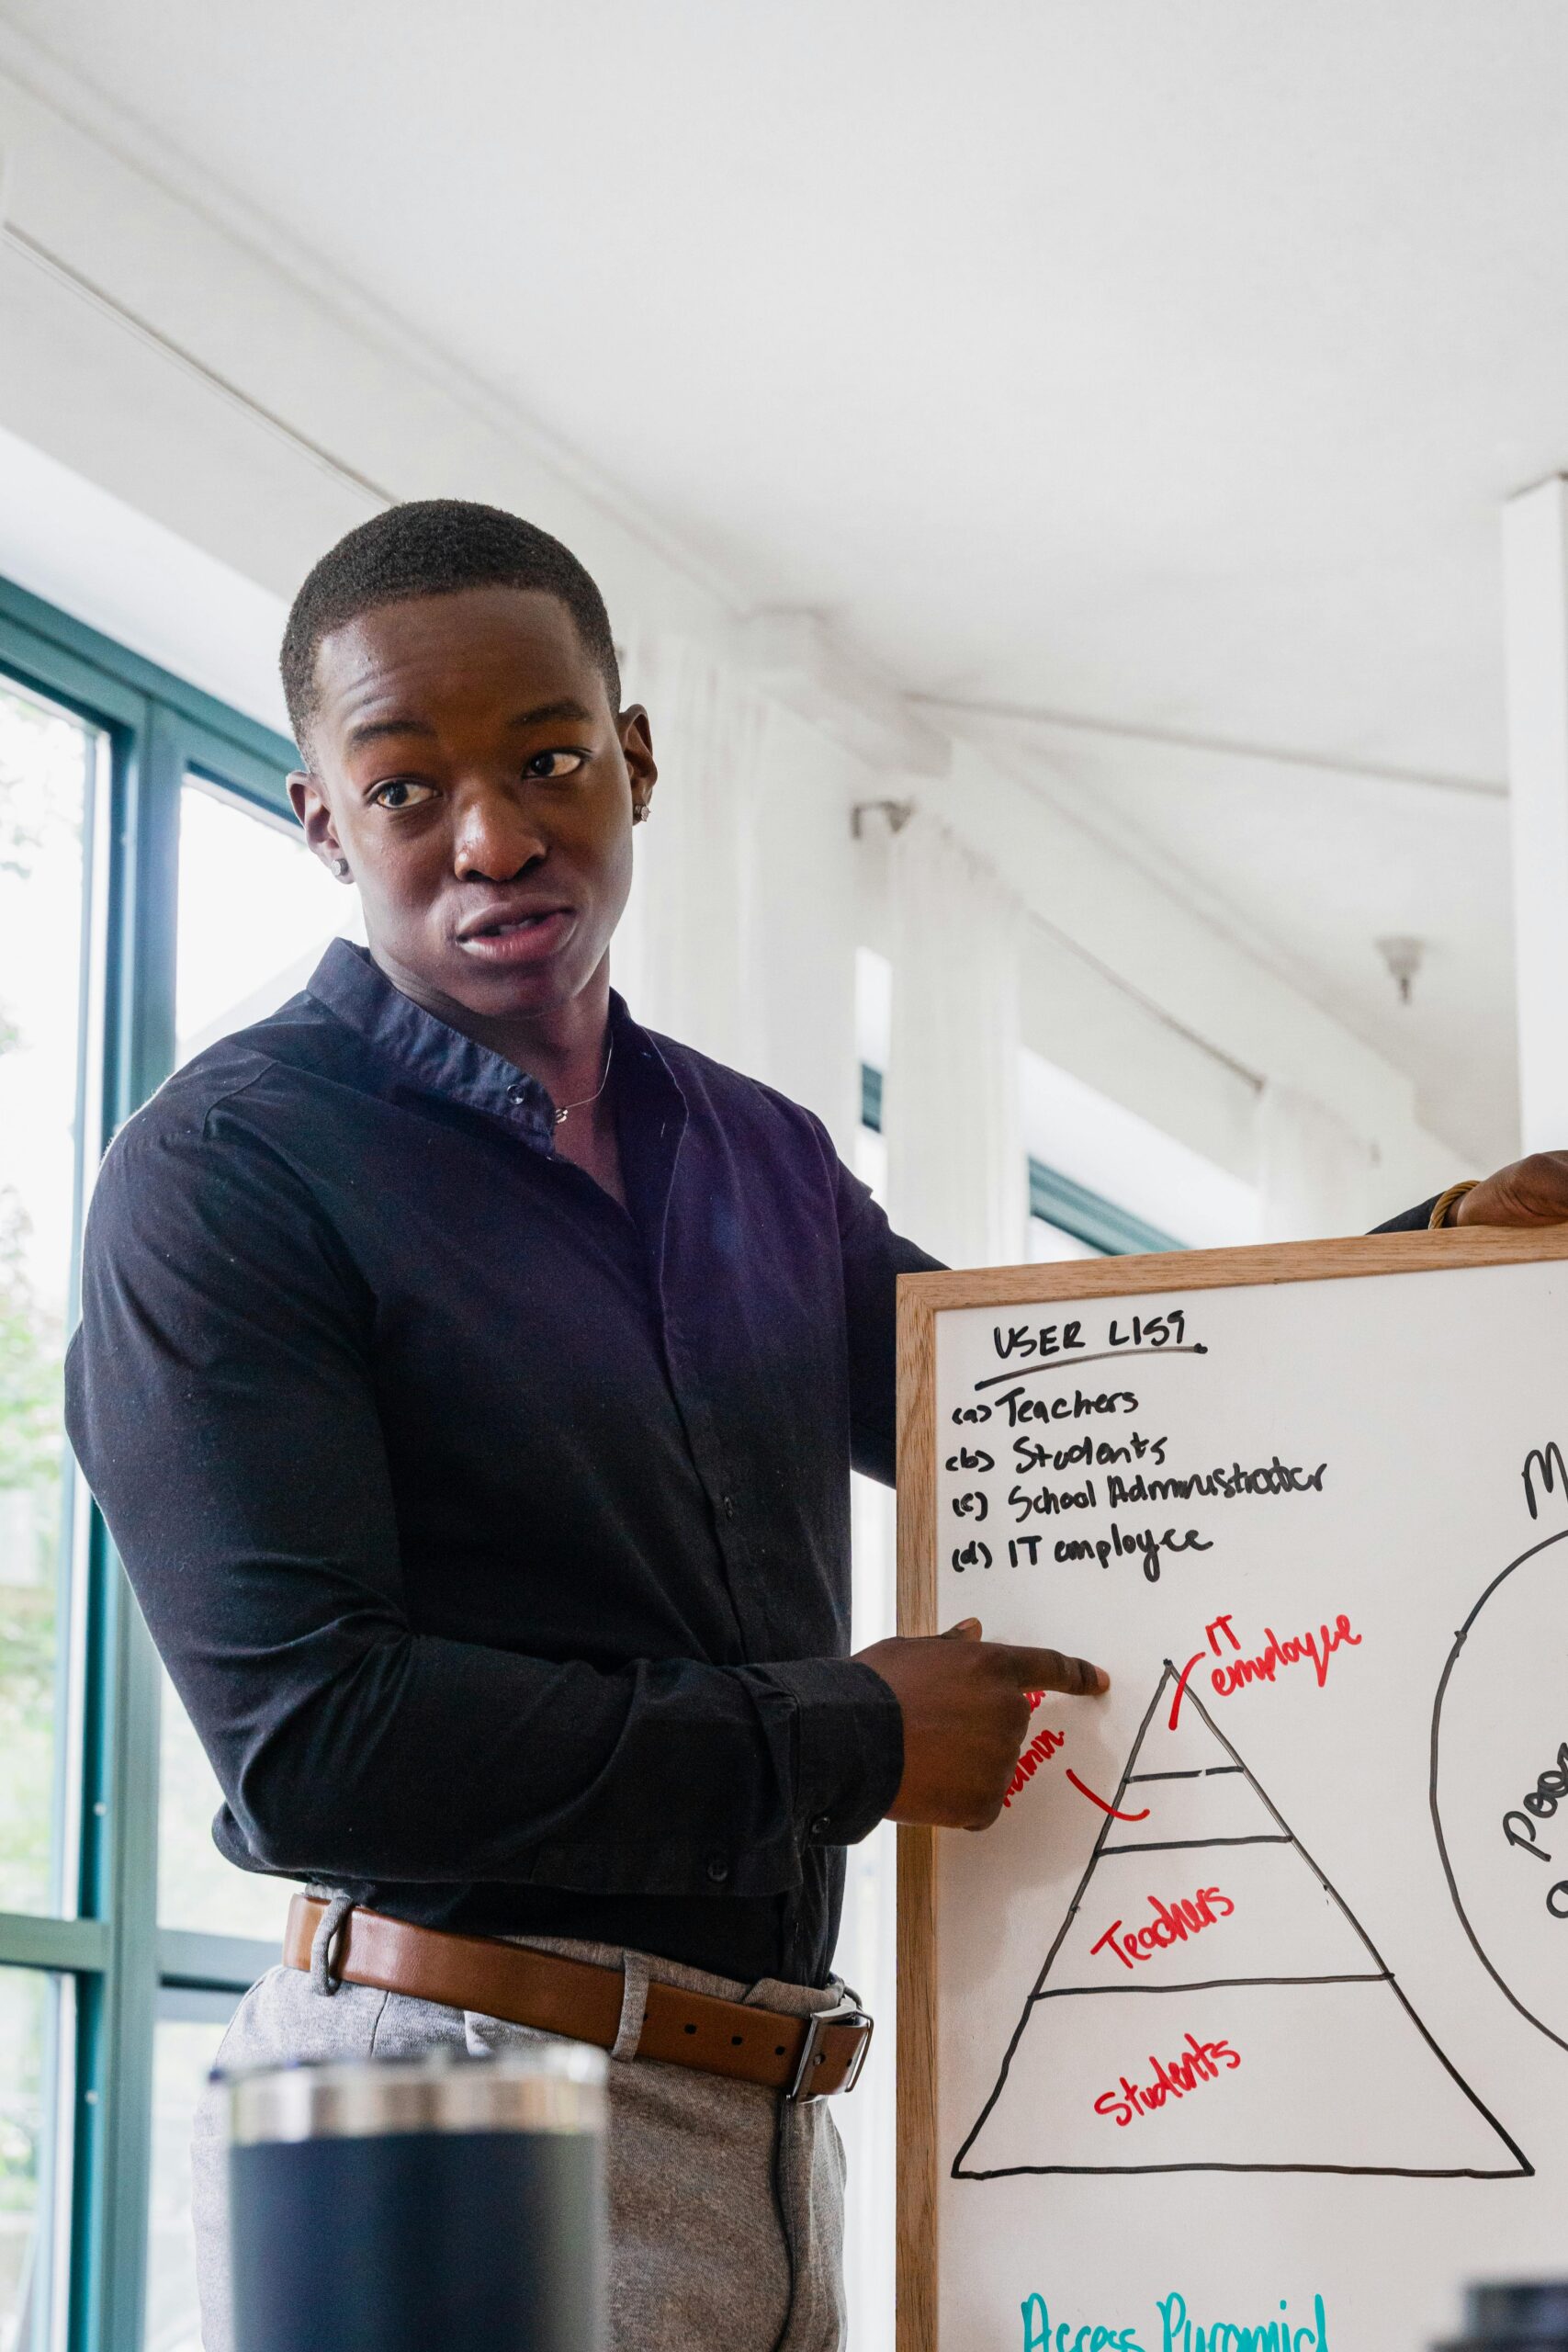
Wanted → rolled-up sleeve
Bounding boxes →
[65,1111,864,1898]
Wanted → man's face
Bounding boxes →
[289,585,654,1029]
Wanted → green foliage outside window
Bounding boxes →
[0,1188,62,1927]
[0,700,74,2289]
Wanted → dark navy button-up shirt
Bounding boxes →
[65,940,930,1985]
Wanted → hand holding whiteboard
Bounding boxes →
[895,1228,1568,2352]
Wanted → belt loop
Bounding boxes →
[310,1892,356,1997]
[611,1952,650,2060]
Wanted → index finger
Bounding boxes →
[998,1645,1109,1698]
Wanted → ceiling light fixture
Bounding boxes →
[850,798,915,841]
[1375,935,1426,1006]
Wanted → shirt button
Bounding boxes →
[506,1083,529,1105]
[810,1815,831,1840]
[705,1856,729,1884]
[721,1496,736,1520]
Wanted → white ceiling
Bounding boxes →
[2,0,1556,1159]
[981,717,1517,1168]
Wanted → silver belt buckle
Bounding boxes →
[788,1998,874,2102]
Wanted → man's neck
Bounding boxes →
[369,944,613,1113]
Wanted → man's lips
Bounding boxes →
[454,907,575,967]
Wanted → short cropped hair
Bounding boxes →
[280,498,621,752]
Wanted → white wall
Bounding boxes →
[746,710,863,1154]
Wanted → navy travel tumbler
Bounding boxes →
[224,2044,606,2352]
[1434,2279,1568,2349]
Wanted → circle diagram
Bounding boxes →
[1432,1523,1568,2056]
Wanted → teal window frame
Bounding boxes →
[0,571,299,2352]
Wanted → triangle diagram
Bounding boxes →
[953,1661,1530,2180]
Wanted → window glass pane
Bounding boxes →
[854,1121,887,1207]
[161,776,360,1937]
[0,678,96,1916]
[156,1688,296,1941]
[175,776,362,1066]
[145,2006,234,2352]
[0,1966,69,2352]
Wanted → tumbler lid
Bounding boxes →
[222,2042,607,2145]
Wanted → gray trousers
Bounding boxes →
[192,1932,850,2352]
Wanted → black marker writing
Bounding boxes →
[1523,1440,1568,1521]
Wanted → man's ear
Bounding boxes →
[619,706,657,820]
[289,769,343,867]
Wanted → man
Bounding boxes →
[62,499,1562,2351]
[64,499,1109,2352]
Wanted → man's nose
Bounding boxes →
[453,787,547,882]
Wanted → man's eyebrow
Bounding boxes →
[344,714,438,751]
[505,699,594,729]
[344,698,593,752]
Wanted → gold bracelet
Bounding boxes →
[1428,1180,1480,1230]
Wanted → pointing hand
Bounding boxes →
[855,1617,1109,1831]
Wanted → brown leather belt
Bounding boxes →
[283,1894,873,2100]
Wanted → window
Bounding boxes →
[157,778,363,1951]
[1021,1048,1258,1259]
[0,1967,71,2352]
[855,1014,1206,1265]
[0,571,300,2352]
[0,678,99,1929]
[144,1994,239,2352]
[853,946,891,1206]
[175,778,362,1069]
[1028,1160,1180,1262]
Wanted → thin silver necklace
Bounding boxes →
[554,1033,615,1126]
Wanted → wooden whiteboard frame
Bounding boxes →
[893,1226,1568,2352]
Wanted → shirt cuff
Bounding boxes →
[758,1657,905,1849]
[1371,1194,1442,1234]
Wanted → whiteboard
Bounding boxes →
[895,1232,1568,2352]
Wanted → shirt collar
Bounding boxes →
[305,938,675,1149]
